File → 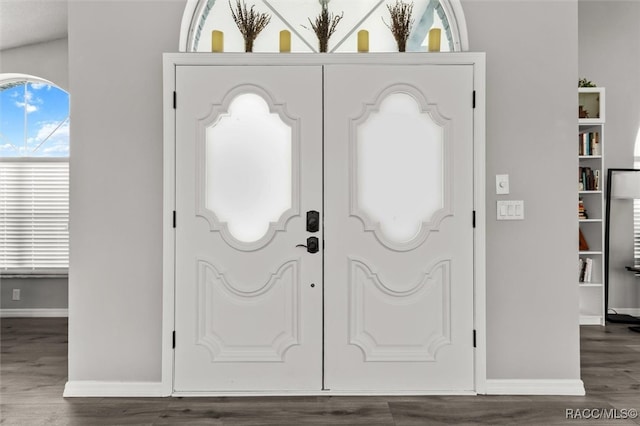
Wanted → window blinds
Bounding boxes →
[0,161,69,272]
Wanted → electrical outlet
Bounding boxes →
[12,289,21,301]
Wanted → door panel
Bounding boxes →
[174,66,323,392]
[324,64,475,391]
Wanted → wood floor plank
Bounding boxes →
[1,318,640,425]
[158,400,394,425]
[388,399,638,426]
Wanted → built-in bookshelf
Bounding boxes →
[578,87,605,325]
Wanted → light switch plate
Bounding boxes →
[497,200,524,220]
[496,174,509,195]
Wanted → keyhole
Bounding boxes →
[310,283,315,288]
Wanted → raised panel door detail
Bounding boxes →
[350,85,452,251]
[348,258,452,362]
[196,86,300,251]
[196,258,301,362]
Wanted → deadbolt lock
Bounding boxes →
[307,210,319,233]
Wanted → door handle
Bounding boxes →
[307,210,319,233]
[296,236,319,254]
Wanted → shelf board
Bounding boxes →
[579,119,605,125]
[579,219,602,223]
[578,155,602,159]
[579,251,602,255]
[579,283,603,288]
[579,190,602,194]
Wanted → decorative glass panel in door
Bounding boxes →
[353,89,450,250]
[199,90,296,250]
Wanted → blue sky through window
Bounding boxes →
[0,81,69,158]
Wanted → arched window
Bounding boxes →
[0,74,69,273]
[179,0,468,53]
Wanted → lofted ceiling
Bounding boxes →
[0,0,68,51]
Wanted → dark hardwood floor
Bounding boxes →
[1,318,639,425]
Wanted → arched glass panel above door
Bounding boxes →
[180,0,468,53]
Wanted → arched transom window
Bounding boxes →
[181,0,468,53]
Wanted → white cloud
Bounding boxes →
[14,89,41,114]
[33,120,69,141]
[16,101,38,113]
[0,143,20,157]
[27,120,70,156]
[30,82,50,90]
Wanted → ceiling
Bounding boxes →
[0,0,68,51]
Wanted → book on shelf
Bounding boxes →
[578,198,588,219]
[579,167,601,191]
[579,257,593,283]
[579,228,590,250]
[578,132,600,156]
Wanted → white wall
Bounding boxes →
[67,0,185,382]
[67,0,581,385]
[463,0,580,379]
[0,38,69,91]
[579,0,640,312]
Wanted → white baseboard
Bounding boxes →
[64,380,586,397]
[0,308,68,318]
[63,381,168,397]
[485,379,585,396]
[172,390,477,397]
[612,308,640,316]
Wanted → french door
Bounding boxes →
[173,61,476,393]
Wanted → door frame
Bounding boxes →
[162,52,486,396]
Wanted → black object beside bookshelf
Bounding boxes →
[604,169,640,331]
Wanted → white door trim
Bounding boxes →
[162,52,486,396]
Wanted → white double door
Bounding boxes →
[174,63,475,393]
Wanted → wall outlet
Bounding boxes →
[12,288,21,301]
